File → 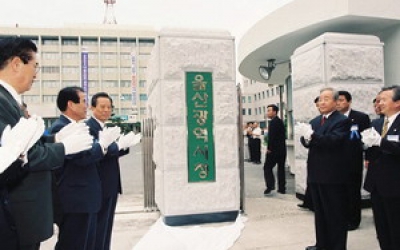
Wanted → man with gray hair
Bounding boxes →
[299,87,351,250]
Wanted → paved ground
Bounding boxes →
[41,158,380,250]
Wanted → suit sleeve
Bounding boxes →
[309,118,351,149]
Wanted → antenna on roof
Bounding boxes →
[103,0,117,24]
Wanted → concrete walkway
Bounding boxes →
[42,162,380,250]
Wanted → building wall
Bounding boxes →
[240,77,287,128]
[0,24,157,122]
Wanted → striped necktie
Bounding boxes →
[381,117,389,137]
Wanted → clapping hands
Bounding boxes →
[361,127,381,148]
[295,122,314,141]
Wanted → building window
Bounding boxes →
[82,38,98,46]
[42,38,59,45]
[248,108,252,115]
[23,95,40,104]
[263,106,266,114]
[102,67,117,74]
[242,96,246,103]
[62,52,79,60]
[42,66,60,74]
[120,81,131,88]
[102,53,117,60]
[63,81,80,87]
[62,66,79,74]
[259,107,262,115]
[121,94,132,101]
[42,52,59,60]
[254,94,257,101]
[43,95,57,103]
[258,93,261,100]
[242,109,246,115]
[248,96,251,103]
[139,94,147,101]
[271,88,275,96]
[43,81,59,88]
[88,53,98,60]
[140,107,147,115]
[103,81,117,88]
[139,80,146,88]
[62,38,78,46]
[262,91,265,99]
[255,108,258,115]
[267,90,270,97]
[120,67,131,74]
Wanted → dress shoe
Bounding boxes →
[347,224,359,231]
[297,203,308,209]
[278,190,286,194]
[263,188,274,196]
[305,246,324,250]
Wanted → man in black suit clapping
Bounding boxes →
[299,87,351,250]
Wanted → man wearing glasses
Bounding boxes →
[0,37,92,250]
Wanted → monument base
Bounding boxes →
[163,210,239,226]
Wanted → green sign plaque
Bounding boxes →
[186,72,215,182]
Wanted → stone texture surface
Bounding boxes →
[147,29,239,217]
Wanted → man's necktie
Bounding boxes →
[321,116,326,125]
[381,117,389,137]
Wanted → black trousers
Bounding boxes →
[95,194,118,250]
[263,152,286,191]
[371,191,400,250]
[347,170,363,227]
[55,212,97,250]
[252,138,261,162]
[309,183,348,250]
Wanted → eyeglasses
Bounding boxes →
[18,55,40,74]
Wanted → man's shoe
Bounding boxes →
[347,224,359,231]
[305,246,323,250]
[278,190,286,194]
[263,188,274,196]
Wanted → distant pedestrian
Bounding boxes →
[263,104,286,195]
[251,122,262,164]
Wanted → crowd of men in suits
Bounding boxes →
[0,37,140,249]
[296,86,400,250]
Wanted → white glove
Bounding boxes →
[361,127,382,147]
[23,114,45,155]
[117,132,141,150]
[98,126,121,149]
[60,133,93,155]
[1,117,41,155]
[0,147,20,173]
[295,122,314,140]
[55,122,89,142]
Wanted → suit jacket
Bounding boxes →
[346,109,371,174]
[267,116,287,157]
[0,159,26,250]
[0,85,65,245]
[302,110,351,184]
[49,115,104,213]
[86,117,129,198]
[364,115,400,197]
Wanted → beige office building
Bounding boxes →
[0,24,157,125]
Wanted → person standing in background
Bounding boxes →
[337,90,371,231]
[263,104,287,195]
[251,122,262,164]
[87,92,140,250]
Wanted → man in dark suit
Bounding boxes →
[300,87,351,250]
[337,90,371,230]
[87,92,138,250]
[49,87,120,250]
[0,37,92,250]
[263,104,287,195]
[363,85,400,250]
